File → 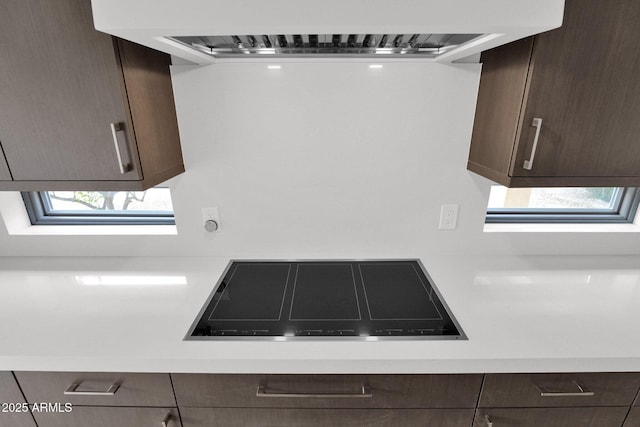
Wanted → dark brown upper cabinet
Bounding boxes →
[467,0,640,187]
[0,0,184,191]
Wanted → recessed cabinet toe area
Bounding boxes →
[467,0,640,187]
[4,372,640,427]
[0,0,184,191]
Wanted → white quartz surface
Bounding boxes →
[1,255,640,373]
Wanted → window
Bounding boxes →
[486,187,640,223]
[21,189,175,225]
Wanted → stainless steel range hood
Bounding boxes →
[168,33,484,59]
[91,0,565,64]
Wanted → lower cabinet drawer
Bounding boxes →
[171,374,482,408]
[479,373,640,407]
[475,407,629,427]
[14,372,176,407]
[31,406,180,427]
[181,408,474,427]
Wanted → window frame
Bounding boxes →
[486,187,640,224]
[21,191,175,225]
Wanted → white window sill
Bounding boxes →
[484,222,640,233]
[9,224,177,236]
[0,192,177,236]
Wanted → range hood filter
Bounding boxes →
[169,33,483,58]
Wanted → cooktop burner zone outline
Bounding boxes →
[358,262,444,321]
[207,262,292,322]
[186,259,467,341]
[288,263,362,321]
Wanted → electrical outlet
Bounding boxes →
[202,207,221,231]
[439,204,458,230]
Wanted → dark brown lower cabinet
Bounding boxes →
[31,406,180,427]
[479,373,640,408]
[6,371,640,427]
[171,374,483,409]
[0,372,36,427]
[173,374,480,427]
[14,372,176,407]
[623,407,640,427]
[475,407,629,427]
[181,408,474,427]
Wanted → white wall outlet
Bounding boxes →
[202,207,221,232]
[439,204,458,230]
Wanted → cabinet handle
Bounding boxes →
[64,382,120,396]
[161,413,171,427]
[536,380,594,397]
[256,384,372,398]
[522,117,543,170]
[485,415,493,427]
[110,122,132,174]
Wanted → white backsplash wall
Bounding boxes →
[1,61,639,257]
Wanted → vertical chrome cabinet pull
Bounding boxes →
[110,122,131,174]
[64,382,120,396]
[256,384,372,398]
[485,415,493,427]
[536,380,595,397]
[161,413,171,427]
[522,117,543,170]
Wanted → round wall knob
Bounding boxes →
[204,219,219,232]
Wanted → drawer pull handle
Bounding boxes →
[485,415,493,427]
[161,413,171,427]
[110,122,132,174]
[536,381,594,397]
[256,385,372,398]
[522,117,543,170]
[64,382,120,396]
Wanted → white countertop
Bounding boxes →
[1,255,640,374]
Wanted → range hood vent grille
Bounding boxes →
[169,33,483,58]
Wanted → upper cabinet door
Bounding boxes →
[468,0,640,187]
[0,0,142,181]
[511,0,640,179]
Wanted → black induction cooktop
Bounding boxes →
[186,260,466,340]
